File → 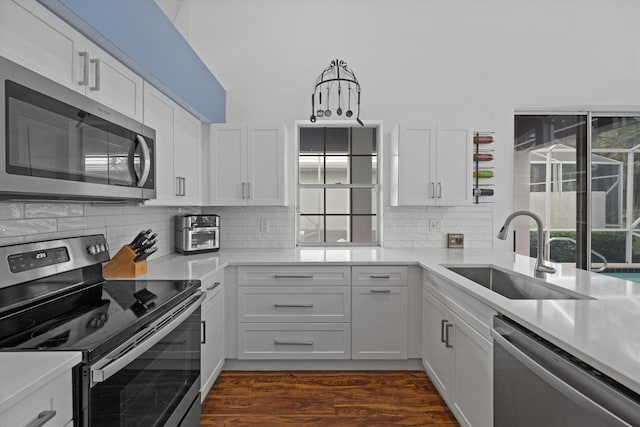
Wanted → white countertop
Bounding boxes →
[0,351,81,413]
[137,247,640,394]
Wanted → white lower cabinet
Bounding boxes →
[236,266,351,360]
[352,285,408,360]
[2,370,73,427]
[238,323,350,359]
[201,278,224,401]
[422,286,493,427]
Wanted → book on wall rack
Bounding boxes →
[473,131,495,204]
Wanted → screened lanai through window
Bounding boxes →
[514,114,640,281]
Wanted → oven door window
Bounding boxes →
[90,308,201,427]
[190,231,215,249]
[5,80,147,188]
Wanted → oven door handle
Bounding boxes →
[91,292,204,385]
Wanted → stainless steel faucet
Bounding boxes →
[497,210,556,276]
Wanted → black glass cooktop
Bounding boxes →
[0,278,200,362]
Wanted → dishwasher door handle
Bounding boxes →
[491,328,632,426]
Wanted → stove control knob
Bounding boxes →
[97,243,106,253]
[87,245,98,255]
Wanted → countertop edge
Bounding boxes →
[0,351,82,414]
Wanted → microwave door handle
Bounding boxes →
[135,134,151,187]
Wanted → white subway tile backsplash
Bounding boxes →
[0,236,24,246]
[203,206,296,249]
[0,218,57,237]
[23,230,84,243]
[383,206,494,249]
[0,203,23,220]
[58,216,106,231]
[25,203,83,218]
[0,202,193,259]
[84,203,124,216]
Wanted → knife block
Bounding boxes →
[103,244,147,278]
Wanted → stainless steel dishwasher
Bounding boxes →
[492,316,640,427]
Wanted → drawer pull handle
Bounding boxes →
[369,274,391,279]
[370,289,391,294]
[25,410,56,427]
[274,304,314,308]
[207,282,221,291]
[274,340,314,346]
[274,274,314,279]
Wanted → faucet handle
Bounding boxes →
[535,263,556,275]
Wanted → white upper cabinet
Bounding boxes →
[391,124,472,206]
[0,0,143,121]
[0,0,82,92]
[83,40,143,121]
[208,124,287,206]
[143,82,201,206]
[173,108,202,206]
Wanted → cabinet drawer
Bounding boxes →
[238,286,350,322]
[2,371,73,427]
[352,266,408,286]
[237,323,350,359]
[237,266,351,286]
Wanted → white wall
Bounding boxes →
[183,0,640,250]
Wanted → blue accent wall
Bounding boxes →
[38,0,225,123]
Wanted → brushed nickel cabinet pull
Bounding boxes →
[274,340,313,346]
[370,289,391,294]
[274,304,314,308]
[78,51,89,85]
[274,274,314,279]
[89,58,100,91]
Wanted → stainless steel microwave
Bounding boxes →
[0,56,155,201]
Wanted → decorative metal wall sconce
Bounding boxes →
[310,59,364,126]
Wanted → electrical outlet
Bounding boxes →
[259,220,270,233]
[429,219,441,231]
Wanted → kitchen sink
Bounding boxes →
[444,266,591,300]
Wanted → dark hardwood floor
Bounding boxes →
[201,371,460,426]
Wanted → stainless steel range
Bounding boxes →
[0,235,203,427]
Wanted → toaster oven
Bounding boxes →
[175,215,220,254]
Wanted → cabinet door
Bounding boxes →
[174,107,201,205]
[435,127,472,206]
[209,125,247,205]
[397,125,436,206]
[85,41,144,122]
[1,370,73,427]
[352,286,408,359]
[201,288,224,400]
[247,125,287,206]
[0,0,84,93]
[451,311,493,427]
[422,289,452,396]
[143,83,175,205]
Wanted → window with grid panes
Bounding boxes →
[298,127,379,245]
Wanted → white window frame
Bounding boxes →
[294,120,383,246]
